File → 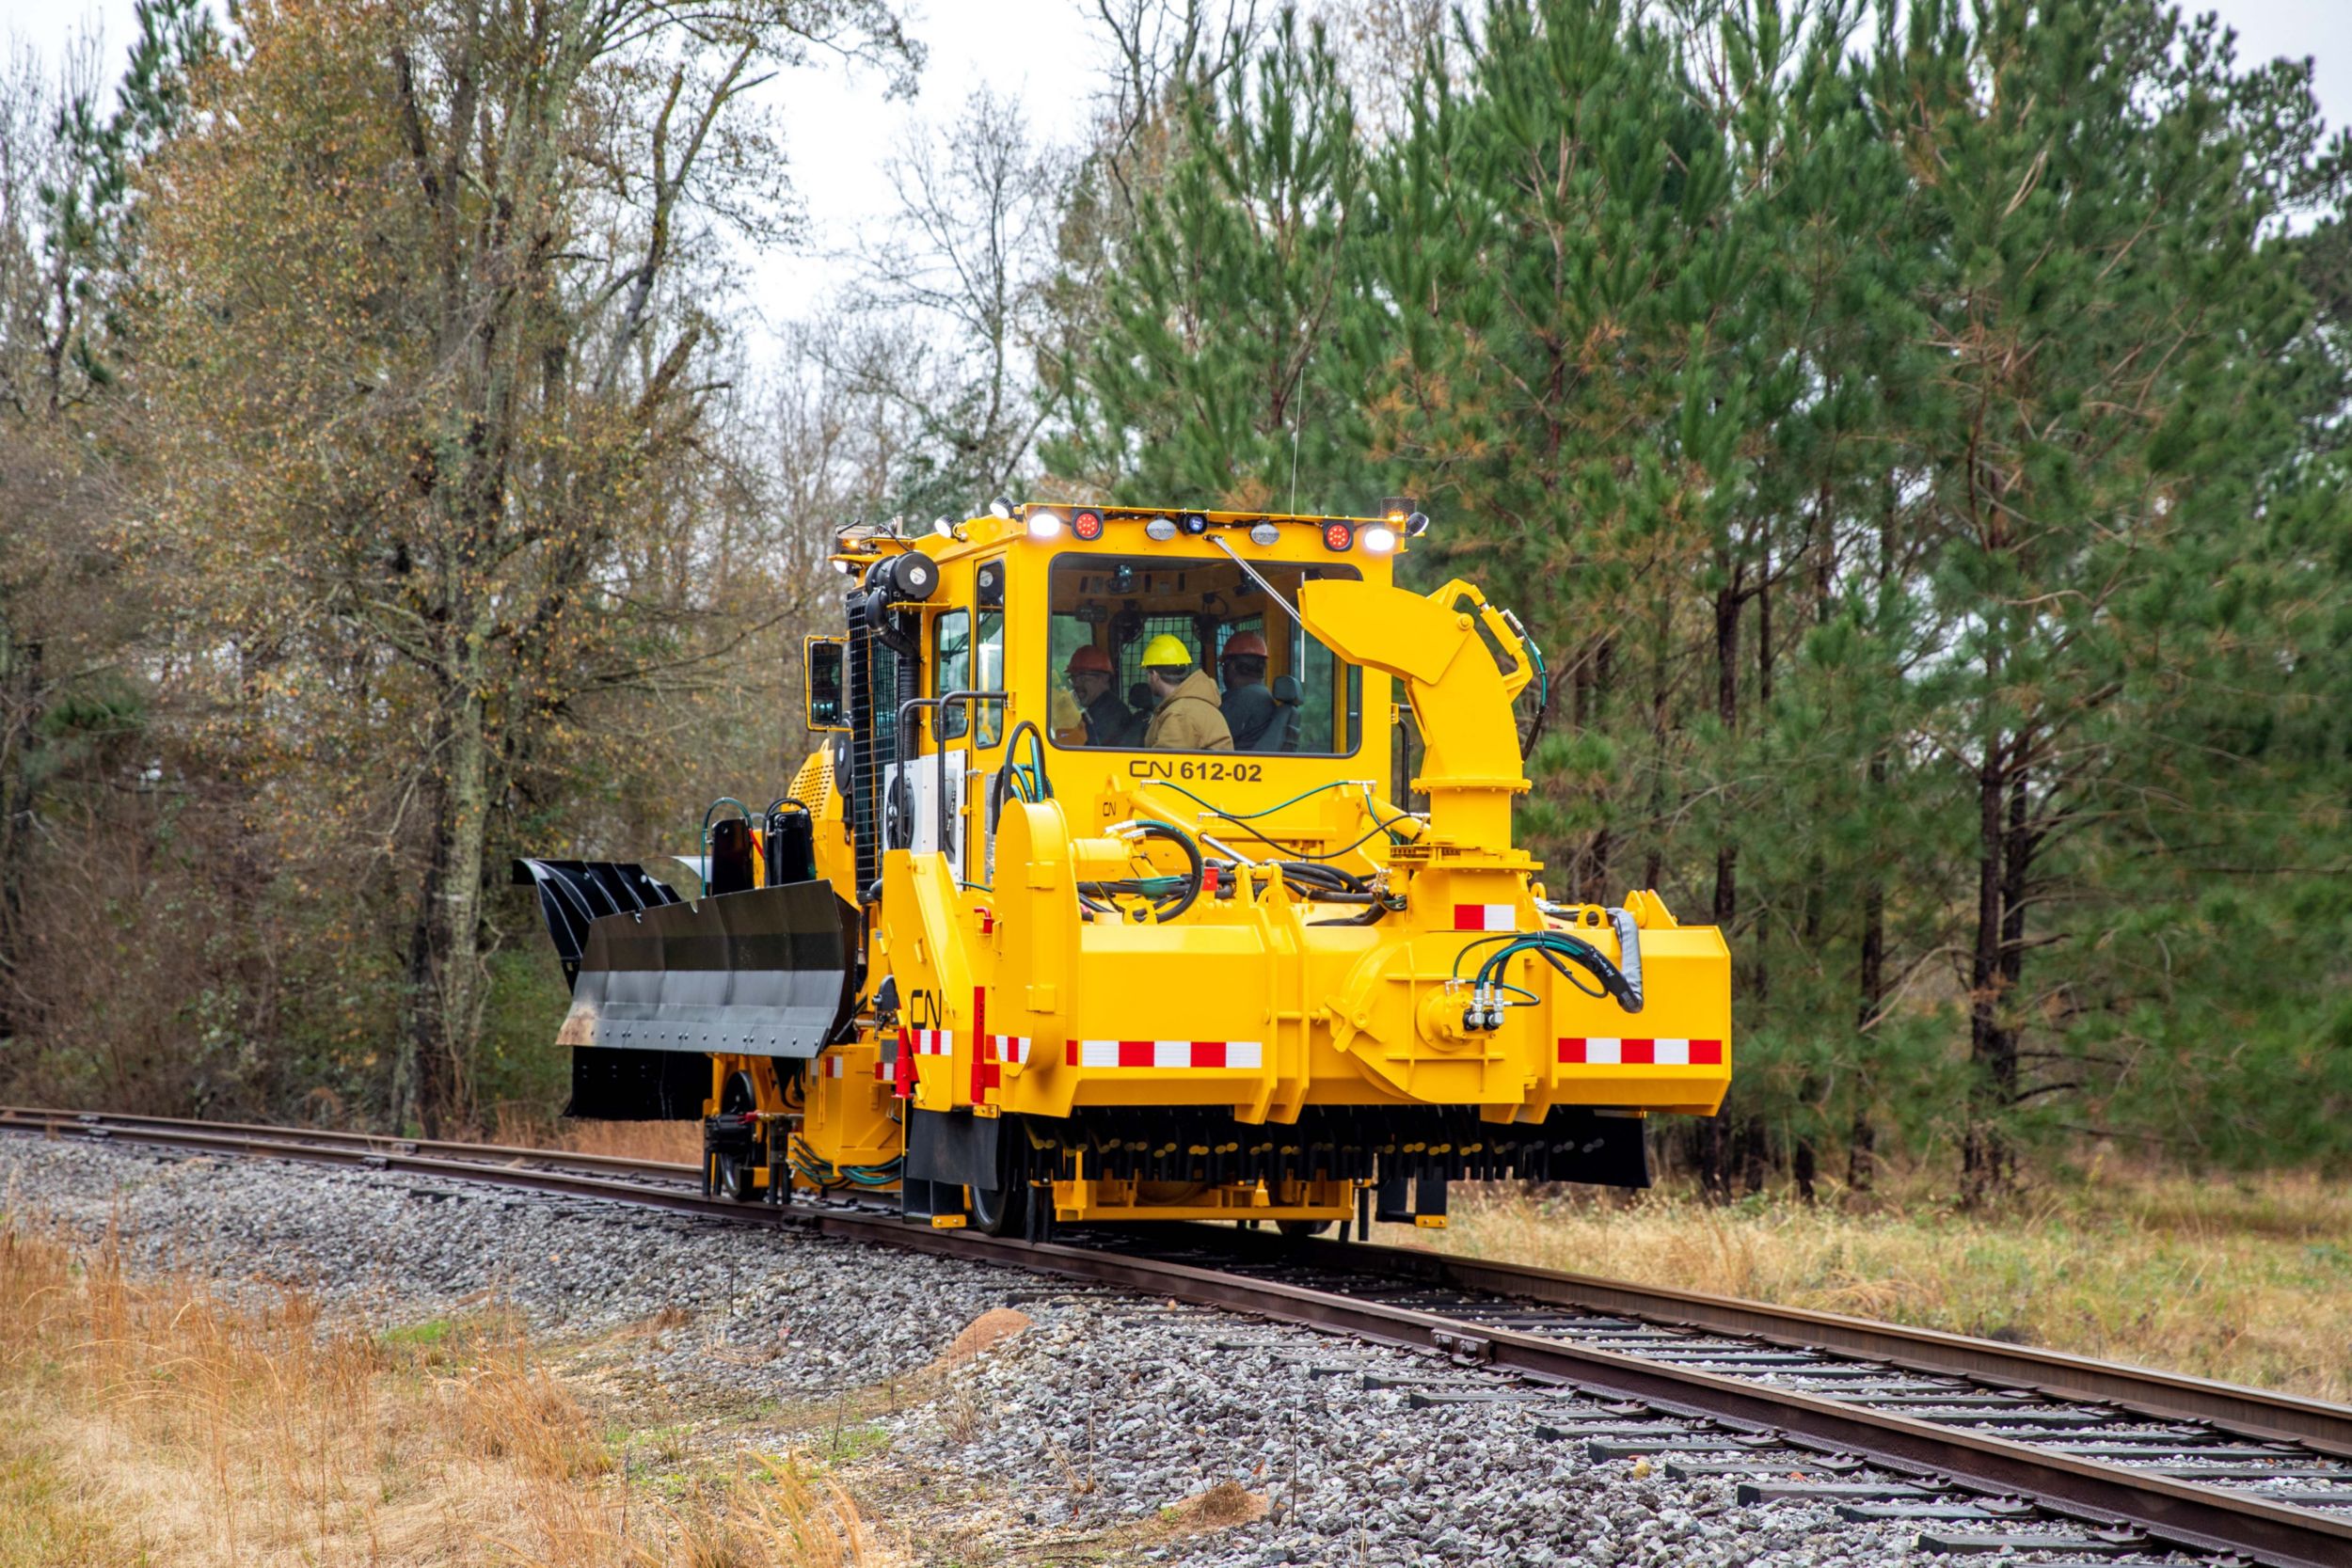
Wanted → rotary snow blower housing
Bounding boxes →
[517,504,1731,1237]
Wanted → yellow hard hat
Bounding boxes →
[1138,633,1194,670]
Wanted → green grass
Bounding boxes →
[0,1418,124,1568]
[815,1420,893,1465]
[377,1317,450,1349]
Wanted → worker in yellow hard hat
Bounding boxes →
[1138,634,1233,752]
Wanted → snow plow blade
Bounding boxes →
[512,860,855,1058]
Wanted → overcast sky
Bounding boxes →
[11,0,2350,366]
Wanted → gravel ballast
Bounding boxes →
[0,1133,2170,1566]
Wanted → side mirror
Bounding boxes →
[804,637,849,731]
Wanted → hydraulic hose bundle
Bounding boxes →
[994,720,1055,809]
[1452,927,1644,1032]
[1079,817,1205,923]
[787,1136,902,1192]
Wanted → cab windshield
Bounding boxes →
[1047,555,1362,755]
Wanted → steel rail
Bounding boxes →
[5,1108,2348,1568]
[1267,1231,2352,1460]
[0,1106,688,1180]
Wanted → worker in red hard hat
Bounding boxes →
[1064,641,1137,747]
[1218,629,1277,751]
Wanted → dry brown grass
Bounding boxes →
[1426,1158,2352,1401]
[486,1109,702,1164]
[0,1217,872,1567]
[1163,1481,1267,1529]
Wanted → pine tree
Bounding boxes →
[30,0,218,412]
[1874,0,2330,1197]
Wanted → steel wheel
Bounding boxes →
[967,1119,1026,1237]
[715,1073,758,1201]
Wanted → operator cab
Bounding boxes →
[807,505,1422,895]
[1046,554,1365,756]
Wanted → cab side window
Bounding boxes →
[936,610,972,741]
[975,610,1004,747]
[935,608,1005,746]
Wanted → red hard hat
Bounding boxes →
[1221,631,1268,660]
[1067,644,1113,675]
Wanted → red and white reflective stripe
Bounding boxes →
[911,1029,952,1056]
[1453,903,1517,931]
[820,1054,846,1079]
[1067,1039,1263,1069]
[1558,1037,1724,1066]
[989,1036,1031,1066]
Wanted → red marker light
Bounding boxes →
[1072,509,1104,542]
[1323,520,1355,552]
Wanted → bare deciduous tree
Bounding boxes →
[140,0,915,1133]
[819,88,1068,515]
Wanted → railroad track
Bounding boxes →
[5,1106,2347,1568]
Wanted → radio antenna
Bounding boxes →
[1208,535,1300,623]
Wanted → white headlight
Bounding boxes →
[1145,515,1178,542]
[1248,521,1279,547]
[1362,524,1398,553]
[1027,509,1065,539]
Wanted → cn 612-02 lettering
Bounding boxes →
[1127,759,1266,783]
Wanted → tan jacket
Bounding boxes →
[1144,667,1234,752]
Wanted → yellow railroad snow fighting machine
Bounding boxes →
[518,504,1731,1237]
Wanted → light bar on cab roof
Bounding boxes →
[1010,509,1421,548]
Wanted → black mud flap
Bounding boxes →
[1548,1108,1651,1189]
[1374,1171,1451,1223]
[565,1045,709,1121]
[905,1106,1001,1190]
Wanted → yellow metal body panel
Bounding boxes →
[1051,1176,1354,1225]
